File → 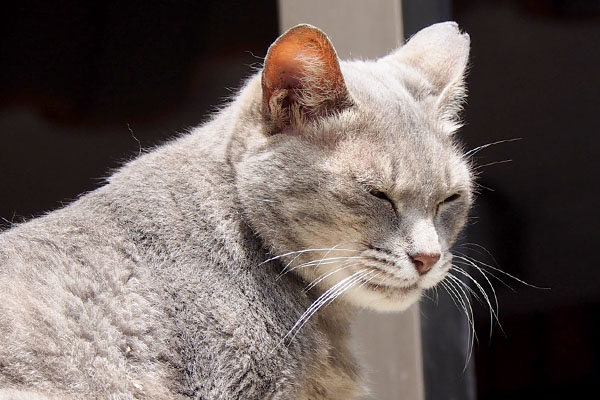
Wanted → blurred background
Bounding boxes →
[1,1,599,399]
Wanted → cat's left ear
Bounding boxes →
[385,22,470,133]
[262,24,352,134]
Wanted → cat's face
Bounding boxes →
[237,23,472,311]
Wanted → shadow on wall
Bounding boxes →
[452,0,600,398]
[0,1,278,222]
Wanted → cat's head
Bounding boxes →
[236,22,472,311]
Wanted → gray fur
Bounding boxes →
[0,22,472,399]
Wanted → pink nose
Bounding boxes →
[410,253,441,275]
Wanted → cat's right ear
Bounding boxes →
[261,24,352,134]
[384,22,470,134]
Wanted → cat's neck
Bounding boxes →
[314,299,355,340]
[219,74,267,165]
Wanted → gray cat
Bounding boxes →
[0,22,472,399]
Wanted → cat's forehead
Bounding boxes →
[333,132,465,189]
[341,60,425,124]
[332,61,453,149]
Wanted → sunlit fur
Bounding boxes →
[0,22,472,399]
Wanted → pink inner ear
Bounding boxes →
[262,25,346,106]
[266,42,304,91]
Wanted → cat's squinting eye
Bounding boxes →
[436,193,461,215]
[369,189,395,208]
[440,193,461,205]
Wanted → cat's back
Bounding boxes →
[0,120,329,399]
[0,174,184,398]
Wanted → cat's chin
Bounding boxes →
[343,282,424,312]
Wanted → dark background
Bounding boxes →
[1,1,599,399]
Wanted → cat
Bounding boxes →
[0,22,472,399]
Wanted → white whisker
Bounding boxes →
[439,280,464,316]
[446,274,477,369]
[260,246,361,266]
[287,270,374,345]
[302,262,356,293]
[464,138,521,157]
[275,269,373,349]
[454,250,549,290]
[277,256,366,280]
[474,159,512,170]
[453,257,514,291]
[452,263,502,337]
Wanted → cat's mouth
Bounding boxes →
[358,271,419,293]
[358,261,420,292]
